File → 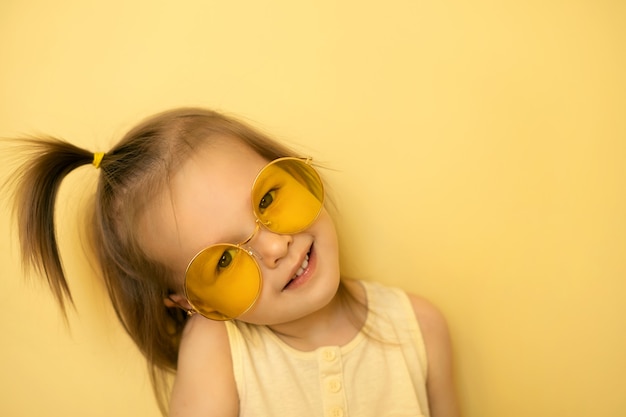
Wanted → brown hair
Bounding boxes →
[6,108,322,414]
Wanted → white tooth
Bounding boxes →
[292,254,310,279]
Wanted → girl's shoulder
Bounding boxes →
[364,280,460,415]
[169,315,238,417]
[404,291,460,417]
[358,279,448,333]
[405,292,449,337]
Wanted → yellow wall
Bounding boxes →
[1,1,624,416]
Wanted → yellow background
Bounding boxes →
[1,1,624,416]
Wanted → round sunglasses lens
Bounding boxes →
[252,159,324,234]
[185,244,261,320]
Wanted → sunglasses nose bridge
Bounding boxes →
[241,245,263,261]
[240,221,266,261]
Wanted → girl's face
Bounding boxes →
[140,137,341,325]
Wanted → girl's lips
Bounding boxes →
[282,244,315,291]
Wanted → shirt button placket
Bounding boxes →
[318,347,347,417]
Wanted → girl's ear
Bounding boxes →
[164,294,193,311]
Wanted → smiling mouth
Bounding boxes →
[283,246,313,290]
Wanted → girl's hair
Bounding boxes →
[7,108,325,414]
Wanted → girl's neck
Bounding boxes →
[266,279,367,351]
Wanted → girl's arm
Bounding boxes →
[169,315,239,417]
[409,294,461,417]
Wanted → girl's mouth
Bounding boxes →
[283,245,314,290]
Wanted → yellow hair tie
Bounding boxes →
[92,152,105,169]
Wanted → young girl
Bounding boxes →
[7,108,459,417]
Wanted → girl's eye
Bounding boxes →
[259,190,275,211]
[217,250,233,269]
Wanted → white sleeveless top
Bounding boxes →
[224,280,430,417]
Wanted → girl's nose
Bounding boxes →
[248,228,293,268]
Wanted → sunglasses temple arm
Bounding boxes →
[167,295,197,317]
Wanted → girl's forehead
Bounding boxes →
[176,140,266,194]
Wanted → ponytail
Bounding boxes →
[7,136,96,315]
